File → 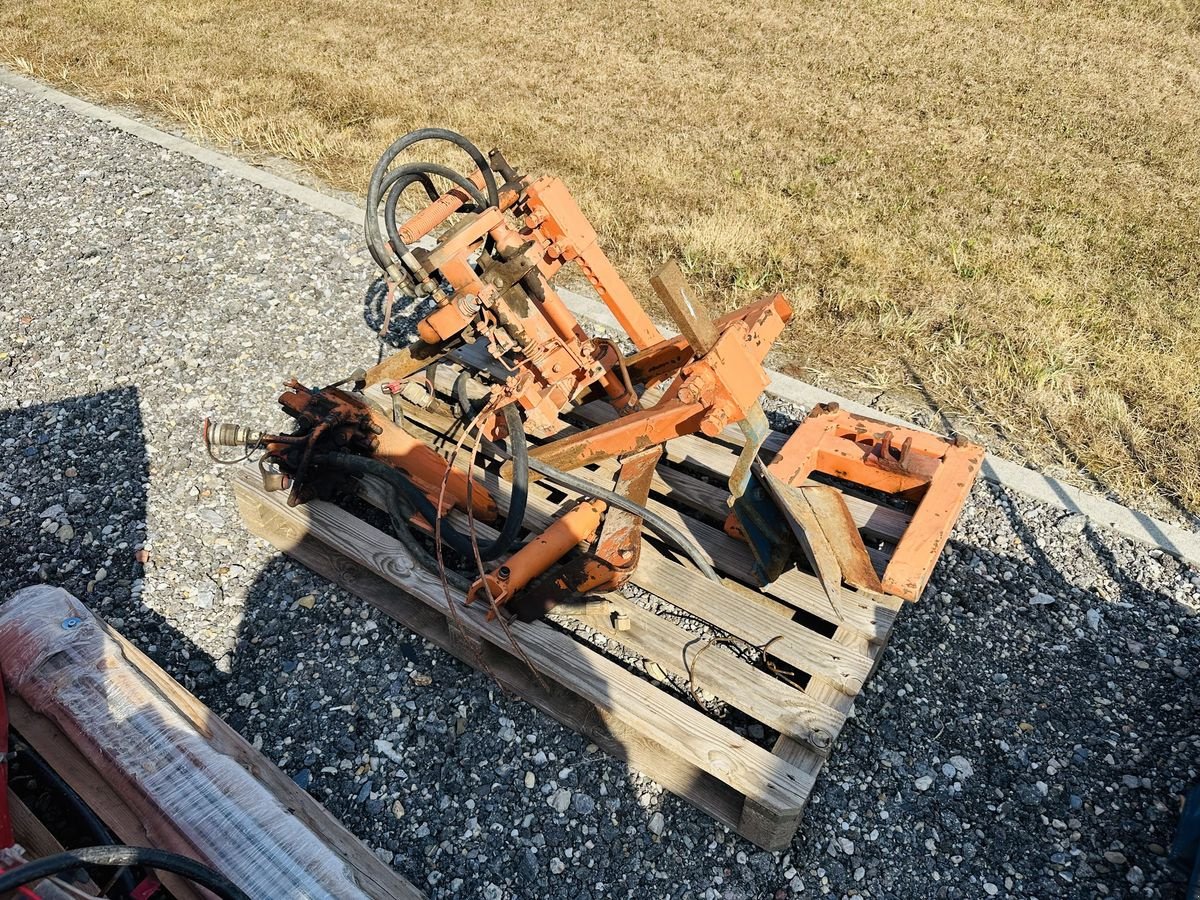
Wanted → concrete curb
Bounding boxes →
[5,66,1197,567]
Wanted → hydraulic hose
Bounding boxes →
[0,846,251,900]
[316,406,527,564]
[493,403,529,558]
[380,162,489,278]
[315,452,474,593]
[451,382,530,565]
[525,456,722,584]
[453,370,484,418]
[365,128,499,274]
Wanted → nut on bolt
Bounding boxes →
[700,408,729,437]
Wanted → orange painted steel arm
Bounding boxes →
[882,443,982,601]
[526,399,706,474]
[468,499,606,617]
[524,177,664,350]
[760,408,840,484]
[363,337,449,388]
[574,243,665,350]
[624,295,792,385]
[815,439,936,496]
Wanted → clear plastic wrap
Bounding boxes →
[0,585,373,900]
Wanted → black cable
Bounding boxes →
[525,456,722,583]
[10,736,141,897]
[451,379,529,564]
[493,403,529,559]
[453,370,484,418]
[0,846,251,900]
[315,434,525,563]
[365,128,499,274]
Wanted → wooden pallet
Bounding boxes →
[233,382,908,851]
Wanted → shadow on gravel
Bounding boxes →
[0,386,248,690]
[851,484,1197,898]
[1,386,152,603]
[362,276,437,357]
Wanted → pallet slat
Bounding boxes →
[7,788,104,895]
[235,471,815,819]
[552,594,846,751]
[632,553,872,694]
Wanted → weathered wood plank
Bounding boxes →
[632,553,873,694]
[553,593,847,750]
[241,512,749,833]
[738,625,887,848]
[234,470,815,817]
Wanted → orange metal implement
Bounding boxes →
[758,405,985,602]
[468,499,607,618]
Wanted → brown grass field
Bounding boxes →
[3,0,1198,518]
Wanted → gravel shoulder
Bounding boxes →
[2,82,1198,899]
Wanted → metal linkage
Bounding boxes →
[210,127,983,620]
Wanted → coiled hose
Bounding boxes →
[365,128,499,277]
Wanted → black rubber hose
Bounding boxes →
[314,452,474,592]
[365,128,499,273]
[450,382,530,565]
[316,431,526,563]
[453,370,483,418]
[493,403,529,559]
[525,456,722,583]
[0,846,251,900]
[10,737,140,897]
[380,162,489,276]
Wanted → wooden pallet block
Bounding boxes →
[233,386,909,848]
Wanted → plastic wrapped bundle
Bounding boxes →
[0,585,372,900]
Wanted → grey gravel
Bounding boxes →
[2,81,1199,899]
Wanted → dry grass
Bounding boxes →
[3,0,1199,517]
